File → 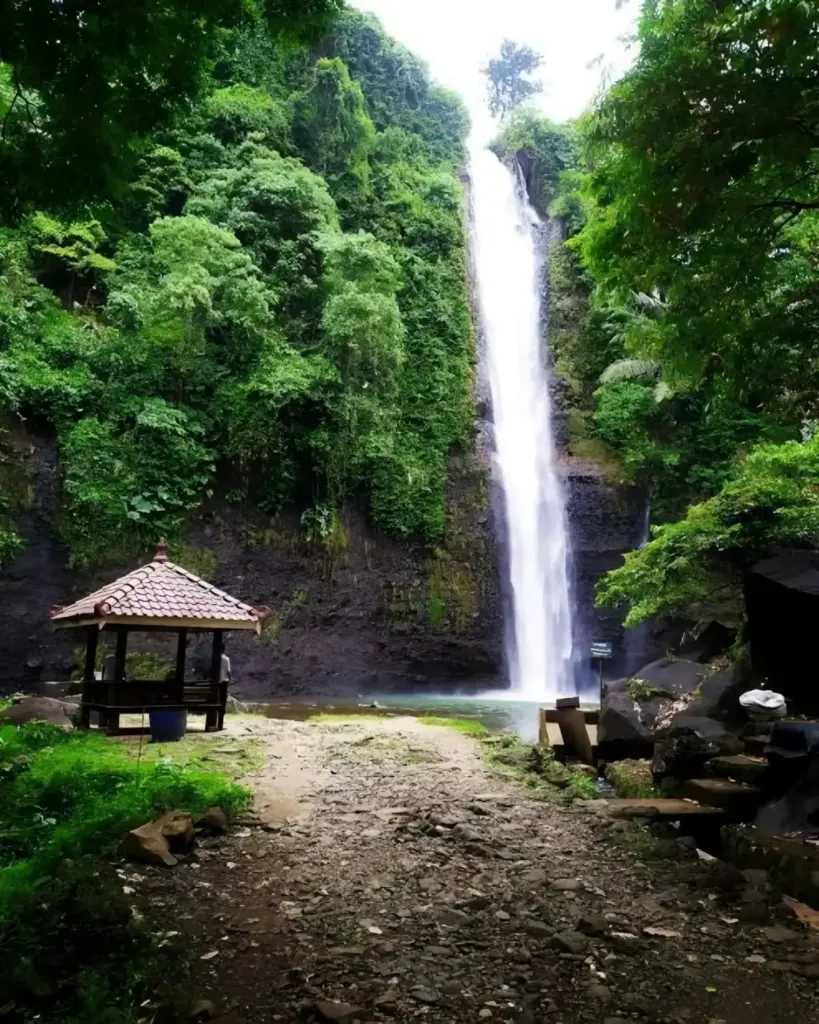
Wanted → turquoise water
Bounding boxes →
[255,692,600,741]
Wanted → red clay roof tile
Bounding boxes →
[50,556,258,629]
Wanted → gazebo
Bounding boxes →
[49,541,261,733]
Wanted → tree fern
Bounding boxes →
[599,358,661,384]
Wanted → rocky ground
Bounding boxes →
[131,716,819,1024]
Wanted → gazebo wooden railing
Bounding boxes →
[49,542,261,734]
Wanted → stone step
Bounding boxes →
[608,798,726,821]
[707,754,769,787]
[682,777,767,813]
[743,734,770,757]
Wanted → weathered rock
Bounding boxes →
[374,990,398,1012]
[633,657,708,698]
[599,660,708,762]
[686,663,747,719]
[312,1000,366,1023]
[189,1000,216,1020]
[587,984,612,1003]
[460,895,490,911]
[738,903,770,924]
[551,878,582,891]
[652,715,744,778]
[438,908,470,927]
[576,914,608,937]
[523,920,551,939]
[410,986,440,1004]
[155,810,196,851]
[550,930,588,954]
[597,685,654,762]
[609,932,642,955]
[452,823,483,842]
[0,696,78,731]
[121,822,178,867]
[197,806,230,834]
[520,868,548,884]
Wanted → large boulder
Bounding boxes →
[629,657,707,698]
[598,660,705,762]
[597,682,655,762]
[652,714,744,779]
[0,696,79,731]
[121,822,178,867]
[685,663,748,721]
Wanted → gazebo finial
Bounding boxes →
[153,538,169,563]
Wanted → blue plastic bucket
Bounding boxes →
[149,709,187,743]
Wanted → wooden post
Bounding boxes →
[80,626,98,729]
[175,629,187,704]
[555,696,596,767]
[83,626,99,681]
[107,627,128,734]
[207,630,224,732]
[114,627,128,680]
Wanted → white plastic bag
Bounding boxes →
[739,689,787,721]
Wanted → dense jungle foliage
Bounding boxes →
[0,3,472,566]
[497,0,819,628]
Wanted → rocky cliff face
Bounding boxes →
[563,460,656,680]
[0,421,503,697]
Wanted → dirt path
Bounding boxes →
[140,716,819,1024]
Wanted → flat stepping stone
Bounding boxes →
[682,777,766,811]
[608,798,725,820]
[707,754,768,786]
[743,734,770,757]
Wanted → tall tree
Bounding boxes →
[0,0,343,207]
[482,40,543,119]
[580,0,819,415]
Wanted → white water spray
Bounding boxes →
[470,142,575,701]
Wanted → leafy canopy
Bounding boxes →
[598,434,819,626]
[0,0,343,206]
[0,6,474,565]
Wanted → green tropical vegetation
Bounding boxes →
[0,721,249,1022]
[495,1,819,629]
[0,4,472,567]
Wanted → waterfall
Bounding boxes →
[470,142,575,701]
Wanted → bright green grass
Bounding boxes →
[116,729,266,780]
[418,716,490,737]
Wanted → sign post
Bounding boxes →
[590,641,614,700]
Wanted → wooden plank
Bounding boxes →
[683,778,766,811]
[608,798,726,820]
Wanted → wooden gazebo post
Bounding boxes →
[79,625,98,729]
[208,629,225,732]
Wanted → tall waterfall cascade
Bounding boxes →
[470,142,575,701]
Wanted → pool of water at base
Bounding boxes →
[242,692,600,742]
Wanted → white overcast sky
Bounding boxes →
[353,0,640,134]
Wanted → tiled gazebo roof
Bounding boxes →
[50,542,260,631]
